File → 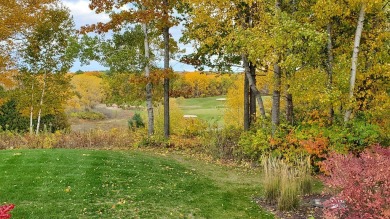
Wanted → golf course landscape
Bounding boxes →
[0,149,272,218]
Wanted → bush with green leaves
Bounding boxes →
[0,99,29,132]
[128,112,145,129]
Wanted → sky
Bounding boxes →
[63,0,196,72]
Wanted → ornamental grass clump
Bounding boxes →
[262,156,281,204]
[278,164,300,211]
[261,155,314,211]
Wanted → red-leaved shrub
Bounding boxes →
[0,204,14,219]
[321,145,390,219]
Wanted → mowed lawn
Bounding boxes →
[178,95,226,124]
[0,149,273,218]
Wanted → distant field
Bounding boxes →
[69,96,227,131]
[178,95,226,125]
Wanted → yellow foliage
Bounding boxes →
[224,75,244,128]
[154,98,185,136]
[154,98,207,137]
[68,73,108,110]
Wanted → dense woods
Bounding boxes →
[0,0,389,217]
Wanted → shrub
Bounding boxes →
[321,145,390,218]
[202,125,242,160]
[0,99,29,132]
[0,204,14,219]
[69,111,105,120]
[128,112,145,129]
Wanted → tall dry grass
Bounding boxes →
[0,128,141,150]
[261,155,313,211]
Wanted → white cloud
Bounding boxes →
[63,0,110,29]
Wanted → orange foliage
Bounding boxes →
[0,70,17,90]
[300,137,329,159]
[172,72,237,98]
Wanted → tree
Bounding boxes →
[80,25,147,74]
[83,0,183,137]
[69,73,107,110]
[0,0,56,69]
[182,0,267,130]
[20,4,78,134]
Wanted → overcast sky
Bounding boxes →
[63,0,196,72]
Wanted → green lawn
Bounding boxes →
[178,95,226,124]
[0,149,273,218]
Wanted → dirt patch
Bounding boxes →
[255,194,332,219]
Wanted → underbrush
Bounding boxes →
[0,129,140,150]
[69,111,106,120]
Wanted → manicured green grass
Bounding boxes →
[178,95,226,123]
[0,149,273,218]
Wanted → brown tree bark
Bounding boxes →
[163,0,170,139]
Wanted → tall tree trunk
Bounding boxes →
[285,83,293,125]
[344,4,366,122]
[244,70,250,131]
[326,23,334,124]
[163,0,170,139]
[242,54,266,119]
[142,22,154,136]
[249,63,256,125]
[35,72,47,135]
[29,83,34,135]
[272,64,281,134]
[272,0,282,134]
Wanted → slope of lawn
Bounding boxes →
[178,95,226,124]
[0,149,273,218]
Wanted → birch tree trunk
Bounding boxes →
[35,72,47,135]
[344,4,366,122]
[326,23,334,124]
[142,22,154,136]
[163,0,170,139]
[29,83,34,135]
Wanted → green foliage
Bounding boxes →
[40,112,70,132]
[0,99,29,132]
[239,126,272,160]
[128,112,145,129]
[297,117,383,154]
[69,111,105,120]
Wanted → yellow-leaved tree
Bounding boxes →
[68,73,108,111]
